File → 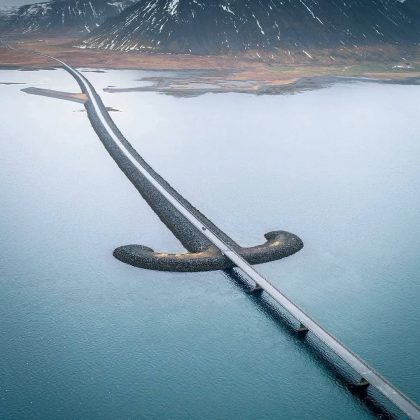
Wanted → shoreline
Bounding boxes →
[0,36,419,92]
[4,63,419,98]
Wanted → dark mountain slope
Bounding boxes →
[79,0,420,54]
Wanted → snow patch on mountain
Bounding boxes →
[6,0,136,34]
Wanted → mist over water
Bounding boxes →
[1,68,419,419]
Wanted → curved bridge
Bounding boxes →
[6,39,419,419]
[57,60,420,418]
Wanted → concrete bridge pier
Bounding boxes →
[354,378,370,391]
[297,323,309,336]
[250,283,263,294]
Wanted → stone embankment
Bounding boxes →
[80,76,303,271]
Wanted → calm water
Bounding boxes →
[0,68,419,419]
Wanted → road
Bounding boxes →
[4,40,420,419]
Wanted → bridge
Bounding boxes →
[6,40,420,419]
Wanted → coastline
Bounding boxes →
[1,36,420,95]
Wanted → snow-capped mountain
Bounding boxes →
[7,0,135,34]
[79,0,420,54]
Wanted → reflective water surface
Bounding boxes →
[1,68,419,419]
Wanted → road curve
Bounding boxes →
[5,41,419,419]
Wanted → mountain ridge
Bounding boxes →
[6,0,135,34]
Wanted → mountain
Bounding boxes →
[0,7,14,30]
[7,0,135,35]
[79,0,420,55]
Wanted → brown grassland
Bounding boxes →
[1,36,420,91]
